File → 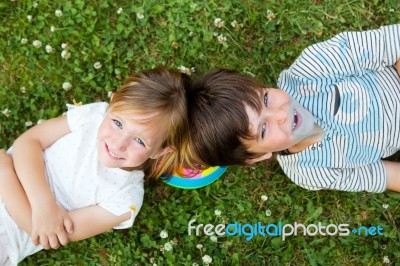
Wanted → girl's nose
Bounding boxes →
[112,135,129,152]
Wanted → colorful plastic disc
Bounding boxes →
[161,166,228,189]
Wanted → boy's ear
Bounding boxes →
[150,146,174,159]
[245,152,272,165]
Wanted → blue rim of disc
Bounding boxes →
[161,166,228,189]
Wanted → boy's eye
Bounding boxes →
[264,92,269,106]
[113,119,122,128]
[261,123,267,139]
[135,137,145,147]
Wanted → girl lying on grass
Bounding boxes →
[0,67,190,265]
[186,24,400,193]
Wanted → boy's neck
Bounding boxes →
[288,124,325,154]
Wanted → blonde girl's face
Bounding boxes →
[96,110,171,170]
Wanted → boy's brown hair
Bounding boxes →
[184,68,266,169]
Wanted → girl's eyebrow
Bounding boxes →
[111,112,154,148]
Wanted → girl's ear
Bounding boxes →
[245,152,272,165]
[150,146,174,159]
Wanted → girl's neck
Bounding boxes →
[288,123,325,154]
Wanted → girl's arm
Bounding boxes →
[0,150,32,234]
[67,207,131,241]
[0,150,132,242]
[12,115,73,249]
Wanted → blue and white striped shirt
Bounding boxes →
[277,24,400,192]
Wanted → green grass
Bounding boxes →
[1,0,400,265]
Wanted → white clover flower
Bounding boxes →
[189,31,194,37]
[27,15,32,22]
[21,38,28,45]
[25,121,33,127]
[265,209,272,216]
[33,2,38,8]
[37,119,45,124]
[55,10,63,17]
[93,61,102,69]
[149,257,155,263]
[177,65,193,76]
[210,235,218,242]
[202,255,212,264]
[32,40,42,48]
[61,50,71,59]
[196,243,203,249]
[214,18,224,28]
[382,204,389,209]
[137,12,144,19]
[164,242,173,252]
[1,108,10,117]
[231,20,238,28]
[266,10,276,21]
[214,209,222,216]
[160,230,168,239]
[117,7,123,14]
[50,26,55,32]
[61,43,68,49]
[61,50,67,58]
[45,45,54,53]
[213,32,218,37]
[217,34,227,44]
[261,195,268,201]
[383,256,390,264]
[20,87,26,93]
[62,82,72,91]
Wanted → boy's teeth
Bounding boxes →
[292,110,297,130]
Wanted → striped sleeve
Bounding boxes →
[279,161,387,193]
[287,24,400,81]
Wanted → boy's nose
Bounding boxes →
[267,107,287,125]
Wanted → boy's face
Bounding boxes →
[242,88,317,156]
[96,110,170,170]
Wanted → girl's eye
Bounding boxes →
[134,138,145,147]
[264,92,269,106]
[113,119,122,128]
[261,123,267,139]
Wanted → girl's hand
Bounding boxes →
[31,202,74,249]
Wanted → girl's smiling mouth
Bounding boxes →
[105,143,124,160]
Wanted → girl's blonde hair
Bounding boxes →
[109,67,191,179]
